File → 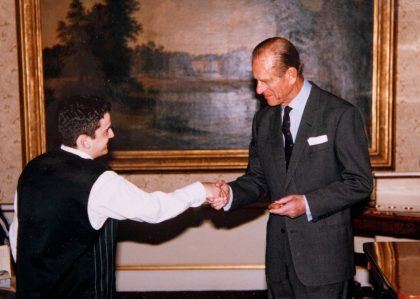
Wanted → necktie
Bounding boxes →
[281,106,293,169]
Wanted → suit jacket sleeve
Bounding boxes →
[229,111,269,210]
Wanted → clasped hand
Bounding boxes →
[268,194,306,218]
[202,180,230,210]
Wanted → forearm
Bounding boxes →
[88,171,206,229]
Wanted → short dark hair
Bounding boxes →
[57,95,111,146]
[252,37,304,77]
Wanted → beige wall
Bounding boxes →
[394,0,420,170]
[0,0,22,203]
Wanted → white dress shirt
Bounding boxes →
[284,79,312,141]
[9,145,206,260]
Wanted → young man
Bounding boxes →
[10,95,223,298]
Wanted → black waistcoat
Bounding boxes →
[16,149,117,299]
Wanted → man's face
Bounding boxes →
[89,112,114,159]
[252,53,295,106]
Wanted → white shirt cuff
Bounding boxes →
[304,195,312,222]
[223,186,234,211]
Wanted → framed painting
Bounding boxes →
[17,0,396,171]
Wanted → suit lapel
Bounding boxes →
[285,85,321,188]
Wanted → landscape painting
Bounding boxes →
[41,0,373,152]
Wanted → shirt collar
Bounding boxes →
[61,144,93,160]
[286,79,312,112]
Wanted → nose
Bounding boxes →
[256,81,266,95]
[109,128,115,138]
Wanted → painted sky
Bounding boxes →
[41,0,277,55]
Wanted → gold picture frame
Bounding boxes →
[16,0,396,171]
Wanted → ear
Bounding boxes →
[286,67,298,85]
[76,134,92,151]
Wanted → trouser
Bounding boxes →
[267,227,349,299]
[267,275,349,299]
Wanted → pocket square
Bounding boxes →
[307,135,328,146]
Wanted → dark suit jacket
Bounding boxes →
[229,83,372,286]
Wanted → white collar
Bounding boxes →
[61,144,93,160]
[287,79,312,111]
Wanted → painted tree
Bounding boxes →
[88,0,142,84]
[55,0,103,82]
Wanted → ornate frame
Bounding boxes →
[16,0,396,171]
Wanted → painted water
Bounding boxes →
[110,80,260,151]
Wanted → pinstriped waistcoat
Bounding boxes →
[16,149,118,299]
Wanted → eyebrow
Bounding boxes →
[102,123,112,131]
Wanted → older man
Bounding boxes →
[212,37,372,298]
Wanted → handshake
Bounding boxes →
[201,181,308,219]
[202,180,230,210]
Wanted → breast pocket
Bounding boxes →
[307,141,331,153]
